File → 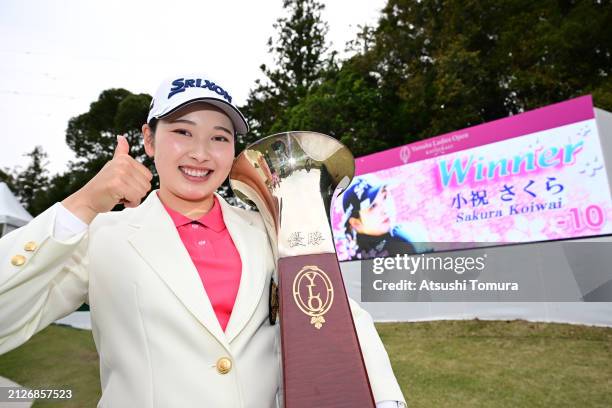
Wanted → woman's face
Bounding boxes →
[142,102,235,214]
[350,188,393,236]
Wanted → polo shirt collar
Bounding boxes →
[160,193,226,232]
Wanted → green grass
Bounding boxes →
[0,324,100,407]
[0,320,611,407]
[377,320,612,408]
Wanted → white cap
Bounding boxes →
[147,75,249,135]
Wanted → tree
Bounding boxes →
[279,0,612,157]
[240,0,333,147]
[14,89,156,215]
[64,89,157,205]
[12,146,50,215]
[279,63,389,156]
[369,0,612,141]
[66,89,153,168]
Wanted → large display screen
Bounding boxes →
[331,96,612,261]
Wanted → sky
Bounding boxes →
[0,0,386,176]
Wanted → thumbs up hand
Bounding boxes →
[114,133,130,157]
[62,134,154,224]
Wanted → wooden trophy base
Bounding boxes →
[278,253,375,408]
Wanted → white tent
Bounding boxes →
[0,182,32,237]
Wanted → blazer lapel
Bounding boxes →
[217,195,268,343]
[127,191,230,351]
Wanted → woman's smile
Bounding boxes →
[179,165,214,182]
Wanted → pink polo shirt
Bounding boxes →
[160,194,242,332]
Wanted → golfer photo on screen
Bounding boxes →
[341,176,434,261]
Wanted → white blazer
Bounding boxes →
[0,191,405,407]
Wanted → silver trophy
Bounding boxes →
[230,132,376,408]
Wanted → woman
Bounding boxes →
[0,75,406,407]
[342,177,417,261]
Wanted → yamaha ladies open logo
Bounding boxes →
[399,145,411,163]
[292,265,334,329]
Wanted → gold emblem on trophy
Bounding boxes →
[292,265,334,329]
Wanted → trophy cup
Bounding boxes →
[229,132,376,408]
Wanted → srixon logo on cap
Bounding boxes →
[168,78,232,103]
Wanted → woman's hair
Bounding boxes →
[344,206,360,235]
[147,118,159,148]
[148,118,159,135]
